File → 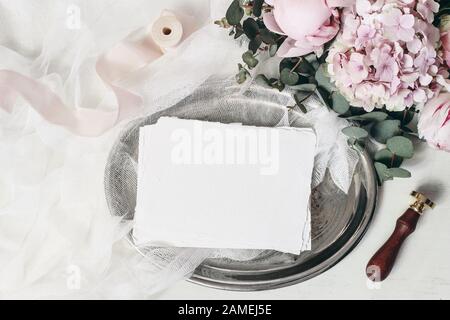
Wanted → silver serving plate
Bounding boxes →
[104,80,377,291]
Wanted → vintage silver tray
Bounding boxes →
[104,80,377,291]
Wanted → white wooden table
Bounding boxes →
[157,147,450,300]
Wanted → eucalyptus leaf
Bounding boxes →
[347,138,365,152]
[243,18,259,39]
[249,36,262,53]
[255,74,270,87]
[294,90,315,105]
[236,69,247,84]
[388,109,416,126]
[284,58,316,74]
[374,162,393,184]
[236,64,250,84]
[299,58,316,74]
[387,136,414,159]
[315,65,336,92]
[353,141,365,152]
[269,43,278,57]
[226,0,244,25]
[259,28,275,44]
[297,104,308,113]
[242,50,259,69]
[304,54,320,71]
[371,119,402,144]
[252,0,264,17]
[349,106,367,117]
[387,167,411,178]
[331,92,350,115]
[342,126,369,140]
[374,149,403,168]
[316,86,332,108]
[348,112,388,122]
[233,24,244,39]
[280,68,300,86]
[290,83,317,91]
[269,78,285,91]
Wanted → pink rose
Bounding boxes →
[440,14,450,67]
[263,0,355,57]
[418,93,450,152]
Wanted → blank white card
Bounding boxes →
[133,117,316,254]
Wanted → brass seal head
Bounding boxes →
[410,191,435,215]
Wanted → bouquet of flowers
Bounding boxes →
[216,0,450,183]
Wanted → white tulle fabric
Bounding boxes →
[0,0,357,298]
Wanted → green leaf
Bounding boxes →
[260,28,276,44]
[353,140,366,152]
[348,112,388,122]
[294,90,315,105]
[242,50,258,69]
[249,36,262,53]
[243,18,259,39]
[254,74,270,87]
[268,78,285,91]
[315,65,336,92]
[387,168,411,178]
[236,69,247,84]
[236,64,249,84]
[371,119,402,144]
[299,59,316,74]
[305,53,320,71]
[280,68,300,86]
[388,109,416,126]
[232,24,244,39]
[215,18,230,28]
[269,43,278,57]
[349,106,367,117]
[374,162,393,184]
[253,0,264,17]
[290,83,317,91]
[226,0,244,25]
[316,86,332,108]
[331,92,350,115]
[387,136,414,159]
[297,104,308,113]
[374,149,403,168]
[280,58,313,75]
[342,126,369,140]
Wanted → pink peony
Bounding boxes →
[263,0,355,57]
[327,0,445,112]
[418,93,450,152]
[440,14,450,68]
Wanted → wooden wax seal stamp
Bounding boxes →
[366,191,435,282]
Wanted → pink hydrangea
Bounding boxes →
[326,0,447,111]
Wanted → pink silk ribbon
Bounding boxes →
[0,19,180,137]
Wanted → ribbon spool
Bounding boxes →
[150,11,184,53]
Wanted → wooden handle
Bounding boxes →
[366,208,420,282]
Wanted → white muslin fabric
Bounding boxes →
[0,0,358,298]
